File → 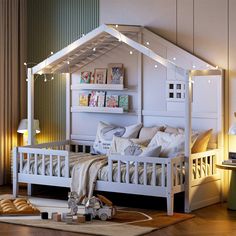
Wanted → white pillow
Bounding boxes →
[148,131,185,157]
[148,131,198,157]
[92,121,142,154]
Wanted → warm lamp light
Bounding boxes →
[17,119,40,145]
[17,119,40,134]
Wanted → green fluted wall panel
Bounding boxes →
[27,0,99,143]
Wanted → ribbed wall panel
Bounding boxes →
[27,0,99,143]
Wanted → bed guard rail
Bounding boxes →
[107,154,185,191]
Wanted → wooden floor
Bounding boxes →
[1,185,236,236]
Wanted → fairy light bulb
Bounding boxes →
[115,24,118,28]
[67,61,70,64]
[51,76,54,80]
[93,47,96,52]
[173,57,176,61]
[192,65,196,69]
[24,62,27,66]
[129,51,133,55]
[50,51,54,55]
[154,64,158,68]
[146,41,150,46]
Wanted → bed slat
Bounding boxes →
[34,154,38,175]
[42,154,45,175]
[57,155,61,177]
[117,160,121,183]
[161,164,165,187]
[152,163,156,186]
[19,153,23,173]
[50,155,53,176]
[143,162,147,185]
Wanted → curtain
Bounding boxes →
[0,0,27,184]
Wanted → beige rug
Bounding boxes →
[0,195,194,236]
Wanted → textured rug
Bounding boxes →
[0,195,194,236]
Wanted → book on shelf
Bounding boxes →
[89,91,98,107]
[80,71,91,84]
[119,95,129,112]
[105,95,119,108]
[107,63,124,85]
[97,91,106,107]
[222,159,236,165]
[94,68,107,84]
[79,93,90,106]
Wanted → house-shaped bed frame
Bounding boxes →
[13,24,224,215]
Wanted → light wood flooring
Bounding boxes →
[0,185,236,236]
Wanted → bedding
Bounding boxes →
[91,121,142,155]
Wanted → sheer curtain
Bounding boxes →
[0,0,27,184]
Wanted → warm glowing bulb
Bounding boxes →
[215,65,219,69]
[50,51,54,55]
[51,76,54,80]
[154,64,158,68]
[24,62,27,66]
[67,61,70,64]
[115,24,118,28]
[26,78,28,82]
[129,51,133,55]
[44,78,47,82]
[93,47,96,52]
[192,65,196,69]
[173,57,176,61]
[82,33,85,37]
[146,42,150,45]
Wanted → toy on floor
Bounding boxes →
[67,191,116,221]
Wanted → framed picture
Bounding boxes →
[107,63,124,84]
[94,68,107,84]
[80,71,91,84]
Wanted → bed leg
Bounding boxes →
[12,179,19,198]
[167,193,174,215]
[27,183,32,196]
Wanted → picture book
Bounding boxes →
[89,91,98,107]
[107,63,124,84]
[119,95,129,112]
[80,71,91,83]
[79,93,89,106]
[97,91,106,107]
[105,95,119,108]
[94,68,107,84]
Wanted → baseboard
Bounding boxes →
[190,196,220,211]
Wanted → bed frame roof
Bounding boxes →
[31,24,219,75]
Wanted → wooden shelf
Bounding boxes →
[71,83,125,91]
[71,106,125,114]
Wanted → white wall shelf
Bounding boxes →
[71,84,125,91]
[71,106,125,114]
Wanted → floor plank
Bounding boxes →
[1,185,236,236]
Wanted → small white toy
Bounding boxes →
[84,194,116,221]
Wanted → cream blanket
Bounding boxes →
[70,155,107,198]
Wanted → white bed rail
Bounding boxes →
[190,149,219,186]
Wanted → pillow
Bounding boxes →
[148,131,185,157]
[139,145,162,157]
[109,136,150,155]
[191,129,213,153]
[92,121,142,154]
[139,126,164,140]
[164,125,184,134]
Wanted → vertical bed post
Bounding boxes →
[27,67,34,195]
[66,73,71,150]
[184,70,192,213]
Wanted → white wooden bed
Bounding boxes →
[12,24,224,215]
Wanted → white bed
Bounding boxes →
[12,24,224,215]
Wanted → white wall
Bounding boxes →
[100,0,235,154]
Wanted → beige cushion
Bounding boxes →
[164,125,184,134]
[139,126,164,140]
[109,136,150,155]
[191,129,213,153]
